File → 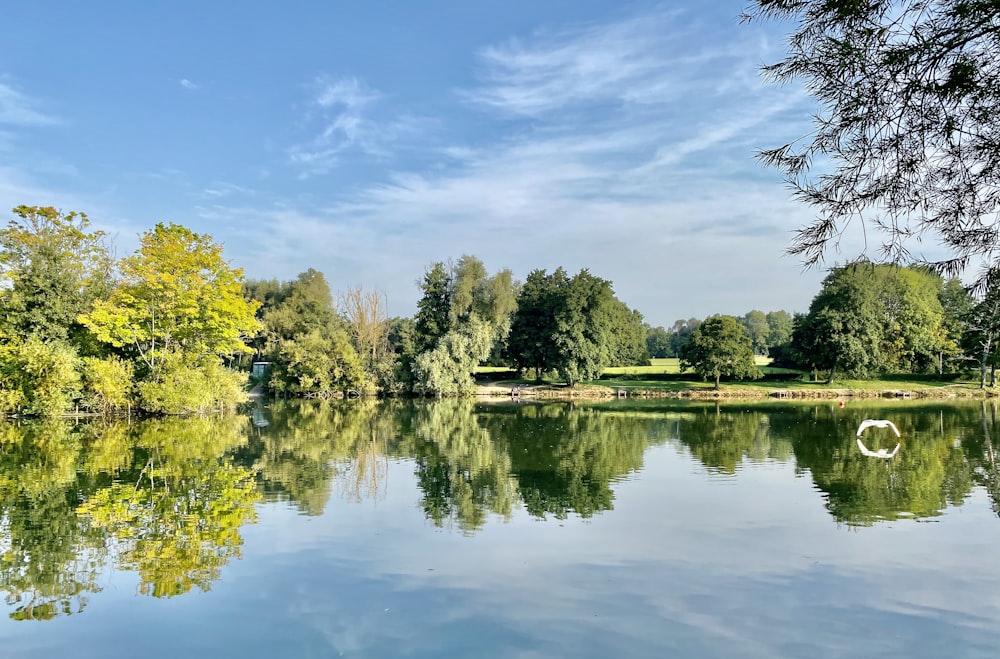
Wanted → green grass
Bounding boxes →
[477,357,982,394]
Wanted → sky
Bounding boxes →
[0,0,834,327]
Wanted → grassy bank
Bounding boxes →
[475,358,991,399]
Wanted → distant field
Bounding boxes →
[479,357,801,379]
[603,357,796,376]
[476,358,978,394]
[603,358,683,375]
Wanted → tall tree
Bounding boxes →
[741,310,770,356]
[792,263,946,380]
[448,255,488,328]
[413,262,452,354]
[679,315,760,389]
[744,1,1000,284]
[508,268,625,385]
[0,205,112,346]
[645,325,672,359]
[81,223,260,374]
[508,268,566,380]
[939,277,974,372]
[668,318,701,357]
[765,310,794,349]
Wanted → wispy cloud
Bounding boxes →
[201,181,252,199]
[463,12,685,117]
[0,78,59,126]
[179,78,199,91]
[241,8,828,321]
[289,76,388,175]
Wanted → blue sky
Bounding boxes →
[0,0,832,326]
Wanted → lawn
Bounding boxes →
[478,358,983,395]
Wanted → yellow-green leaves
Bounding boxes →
[81,222,261,371]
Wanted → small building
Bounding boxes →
[251,361,272,379]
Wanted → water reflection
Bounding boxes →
[1,415,258,619]
[3,399,1000,622]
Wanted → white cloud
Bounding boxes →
[288,76,387,175]
[0,78,58,126]
[236,8,831,323]
[179,78,199,91]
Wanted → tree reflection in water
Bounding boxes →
[3,399,1000,621]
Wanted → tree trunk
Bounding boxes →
[826,361,838,384]
[714,373,720,390]
[981,336,992,389]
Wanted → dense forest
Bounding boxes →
[3,205,1000,417]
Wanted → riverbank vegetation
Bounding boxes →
[5,203,1000,417]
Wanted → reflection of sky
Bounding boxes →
[4,447,1000,658]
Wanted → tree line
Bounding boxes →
[7,203,1000,418]
[244,256,651,397]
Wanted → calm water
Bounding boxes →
[2,398,1000,657]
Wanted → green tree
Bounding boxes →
[81,223,261,375]
[271,328,363,397]
[939,278,974,373]
[508,268,629,384]
[0,338,81,416]
[964,270,1000,388]
[765,310,794,350]
[645,325,672,359]
[606,301,650,367]
[448,255,488,328]
[508,268,567,379]
[791,264,947,381]
[412,318,493,396]
[0,205,112,347]
[413,262,452,354]
[744,1,1000,283]
[668,318,701,357]
[680,315,760,389]
[741,310,770,356]
[552,269,616,384]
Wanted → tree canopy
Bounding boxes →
[745,0,1000,284]
[82,223,260,373]
[679,315,760,389]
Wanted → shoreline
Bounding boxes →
[475,382,996,401]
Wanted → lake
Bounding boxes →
[2,398,999,657]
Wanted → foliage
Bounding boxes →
[413,261,452,354]
[741,310,770,356]
[551,269,617,385]
[507,268,566,379]
[963,269,1000,388]
[645,324,672,359]
[412,256,520,372]
[766,310,794,349]
[0,206,112,347]
[680,315,760,388]
[0,338,81,416]
[80,356,134,413]
[939,277,975,372]
[81,223,261,374]
[412,318,493,396]
[508,267,640,385]
[745,0,1000,283]
[271,328,364,396]
[667,318,701,357]
[605,300,651,366]
[792,264,946,380]
[137,351,248,414]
